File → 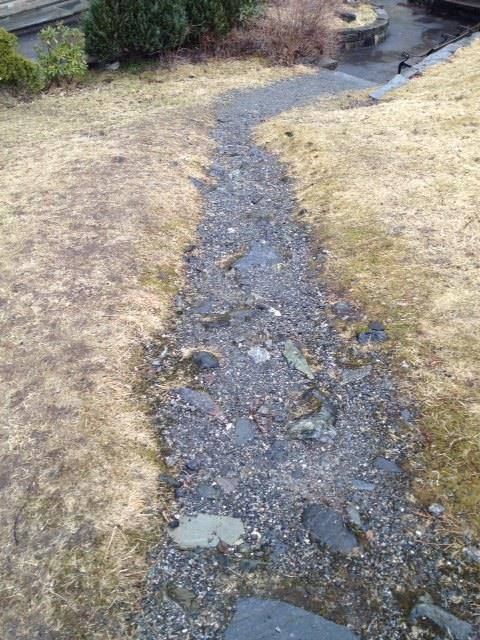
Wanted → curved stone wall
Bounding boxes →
[339,6,390,49]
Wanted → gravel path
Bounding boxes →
[137,70,479,639]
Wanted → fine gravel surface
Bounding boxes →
[137,71,479,639]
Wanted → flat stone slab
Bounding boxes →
[287,402,337,442]
[176,387,220,416]
[341,365,372,385]
[234,242,282,272]
[410,599,473,640]
[302,504,358,553]
[283,340,314,379]
[224,598,359,640]
[234,418,258,445]
[169,514,244,549]
[374,456,403,474]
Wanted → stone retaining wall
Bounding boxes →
[339,6,389,49]
[0,0,87,31]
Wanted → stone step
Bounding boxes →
[0,0,88,32]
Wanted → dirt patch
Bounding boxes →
[0,58,308,639]
[257,41,480,530]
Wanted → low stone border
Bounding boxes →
[370,31,480,100]
[338,5,390,50]
[0,0,88,32]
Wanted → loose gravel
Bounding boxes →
[137,70,479,639]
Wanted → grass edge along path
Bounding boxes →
[257,41,480,532]
[0,59,310,639]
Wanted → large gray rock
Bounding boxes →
[410,597,473,640]
[234,242,282,272]
[224,598,359,640]
[169,514,244,549]
[287,401,337,442]
[302,504,358,553]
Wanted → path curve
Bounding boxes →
[138,70,478,640]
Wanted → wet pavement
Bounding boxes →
[338,0,476,82]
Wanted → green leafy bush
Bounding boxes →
[185,0,256,41]
[84,0,188,62]
[36,23,88,85]
[0,28,43,92]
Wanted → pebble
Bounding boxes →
[352,478,375,491]
[428,503,445,517]
[302,504,358,554]
[346,504,363,528]
[369,320,385,332]
[215,476,239,494]
[196,481,222,499]
[341,365,372,385]
[159,474,182,489]
[248,346,271,364]
[357,330,388,344]
[191,351,220,369]
[176,387,220,415]
[374,457,403,474]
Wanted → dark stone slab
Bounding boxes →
[374,457,403,474]
[234,242,282,272]
[410,598,473,640]
[192,351,220,369]
[234,418,258,445]
[302,504,358,553]
[176,388,220,415]
[224,598,359,640]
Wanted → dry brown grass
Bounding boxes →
[227,0,340,64]
[258,42,480,529]
[0,58,307,639]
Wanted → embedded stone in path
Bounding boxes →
[341,365,372,385]
[287,401,337,442]
[352,478,375,492]
[176,388,220,416]
[234,242,282,272]
[283,340,314,379]
[224,598,359,640]
[248,346,271,364]
[234,418,258,445]
[374,456,403,474]
[192,351,220,369]
[302,504,358,553]
[169,514,244,549]
[410,596,473,640]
